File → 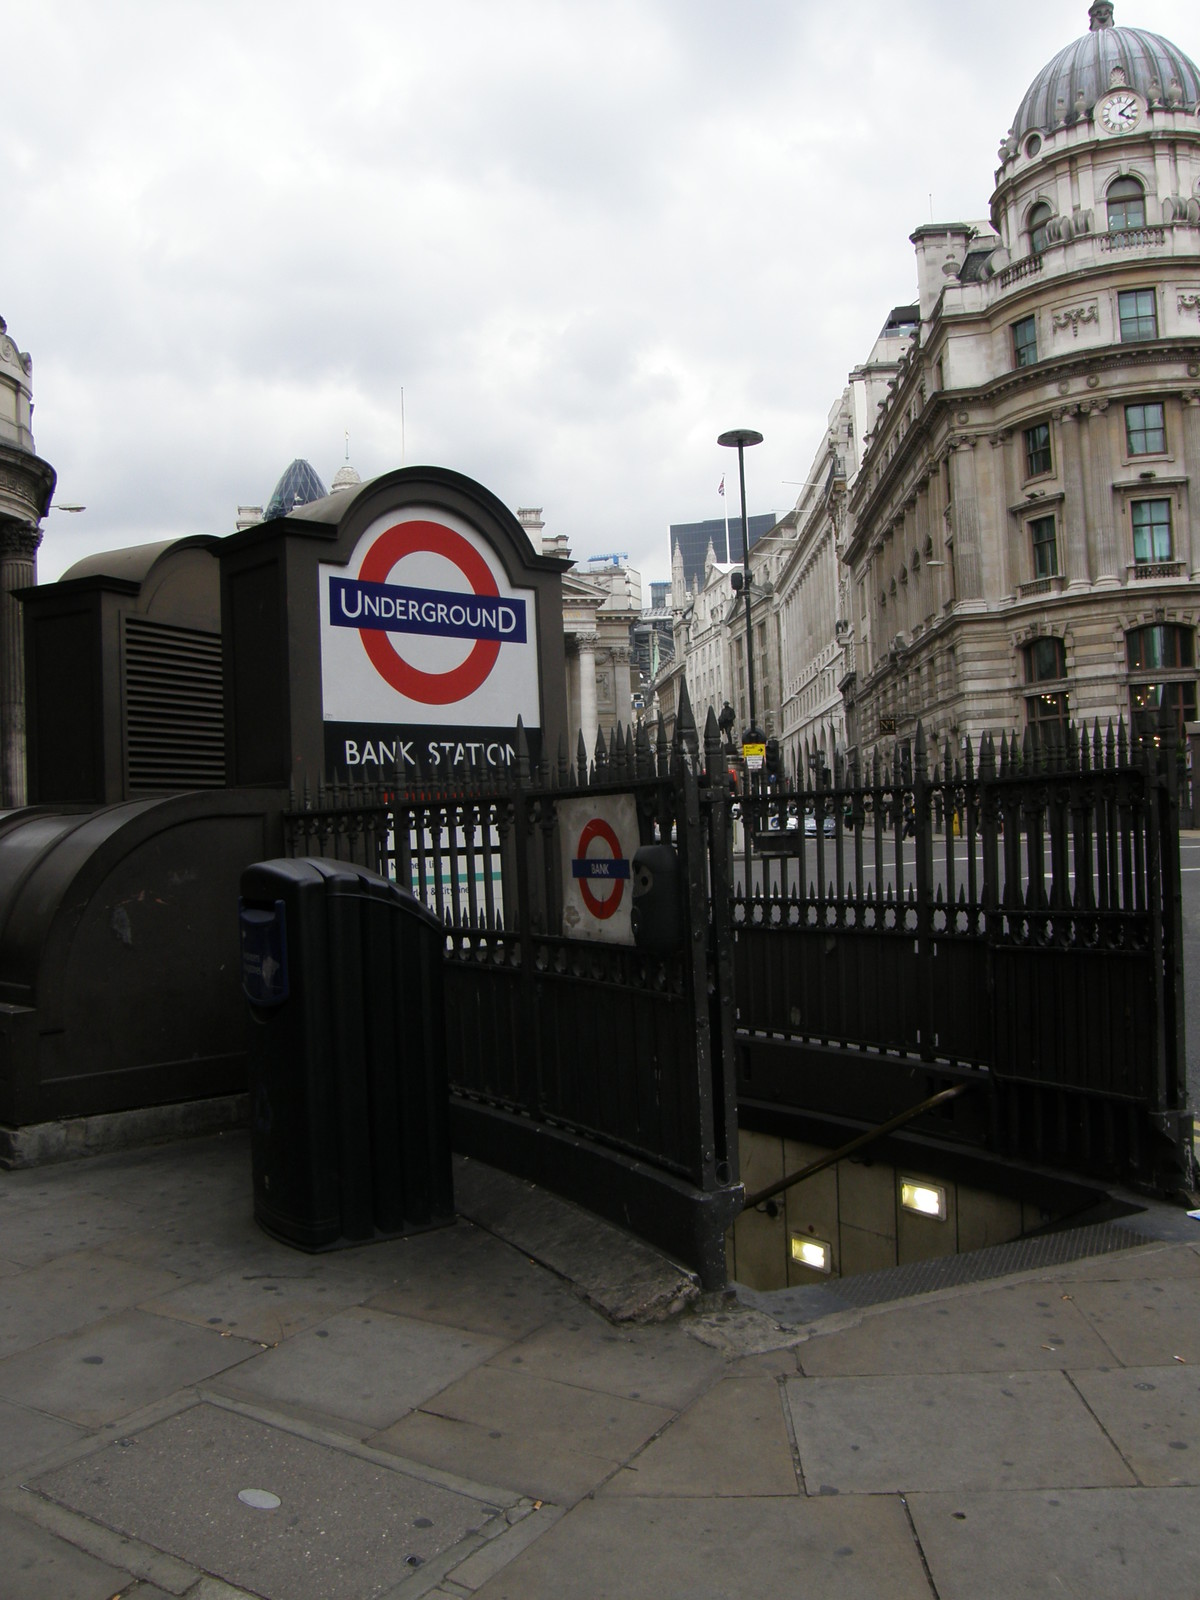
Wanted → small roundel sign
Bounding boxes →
[572,817,631,920]
[558,795,639,946]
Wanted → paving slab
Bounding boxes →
[785,1370,1136,1493]
[0,1503,134,1600]
[454,1157,699,1323]
[0,1309,258,1428]
[1067,1274,1200,1365]
[31,1401,512,1600]
[411,1362,673,1468]
[372,1404,622,1505]
[1053,1241,1200,1282]
[909,1486,1200,1599]
[0,1394,86,1479]
[603,1376,798,1497]
[467,1493,932,1599]
[487,1304,724,1409]
[209,1305,505,1434]
[0,1180,148,1268]
[798,1279,1117,1376]
[362,1221,579,1340]
[1073,1364,1200,1486]
[142,1261,391,1346]
[0,1249,182,1359]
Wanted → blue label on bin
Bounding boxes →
[239,900,289,1006]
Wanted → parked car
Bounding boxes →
[804,812,836,838]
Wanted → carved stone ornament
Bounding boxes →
[0,469,40,515]
[1178,292,1200,318]
[1052,304,1099,337]
[0,523,42,558]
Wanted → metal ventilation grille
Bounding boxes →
[123,617,225,792]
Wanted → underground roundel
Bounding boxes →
[319,507,541,731]
[558,795,639,946]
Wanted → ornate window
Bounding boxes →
[1131,499,1172,563]
[1118,288,1158,342]
[1125,401,1166,456]
[1023,637,1069,741]
[1024,421,1052,478]
[1127,625,1196,739]
[1029,514,1058,578]
[1012,315,1038,368]
[1028,202,1053,255]
[1106,175,1146,232]
[1126,624,1193,672]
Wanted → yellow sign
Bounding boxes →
[742,742,765,770]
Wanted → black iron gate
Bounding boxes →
[285,696,1192,1282]
[284,711,741,1288]
[736,717,1190,1194]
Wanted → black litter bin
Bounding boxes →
[239,857,453,1250]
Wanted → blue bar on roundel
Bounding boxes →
[572,859,631,880]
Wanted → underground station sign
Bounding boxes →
[319,508,541,775]
[558,795,639,945]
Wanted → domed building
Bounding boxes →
[839,2,1200,766]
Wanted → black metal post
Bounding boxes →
[737,441,756,733]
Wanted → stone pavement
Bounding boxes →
[3,1132,1200,1598]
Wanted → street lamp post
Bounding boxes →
[717,428,764,757]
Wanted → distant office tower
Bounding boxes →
[668,513,777,594]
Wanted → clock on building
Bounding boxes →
[1097,90,1141,133]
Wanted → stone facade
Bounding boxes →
[0,315,55,806]
[842,6,1200,767]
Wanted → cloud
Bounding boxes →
[4,0,1196,580]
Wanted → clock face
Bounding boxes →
[1099,91,1140,133]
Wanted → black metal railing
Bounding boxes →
[734,716,1188,1189]
[284,691,742,1286]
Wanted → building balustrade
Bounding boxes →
[1018,575,1066,599]
[1101,226,1167,251]
[1130,560,1185,581]
[997,254,1044,288]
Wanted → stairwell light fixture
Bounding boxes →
[789,1234,832,1273]
[900,1179,947,1220]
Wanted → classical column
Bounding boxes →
[1057,406,1091,588]
[947,438,983,600]
[1081,400,1119,585]
[987,432,1011,595]
[0,521,40,807]
[610,645,633,733]
[577,631,599,758]
[1182,392,1200,580]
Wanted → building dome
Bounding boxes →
[1010,3,1200,142]
[331,463,362,492]
[263,458,327,521]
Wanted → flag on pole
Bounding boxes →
[718,475,725,496]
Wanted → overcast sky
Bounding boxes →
[5,0,1196,585]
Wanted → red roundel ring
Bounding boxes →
[357,520,502,705]
[576,817,625,920]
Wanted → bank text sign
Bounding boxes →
[320,508,540,773]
